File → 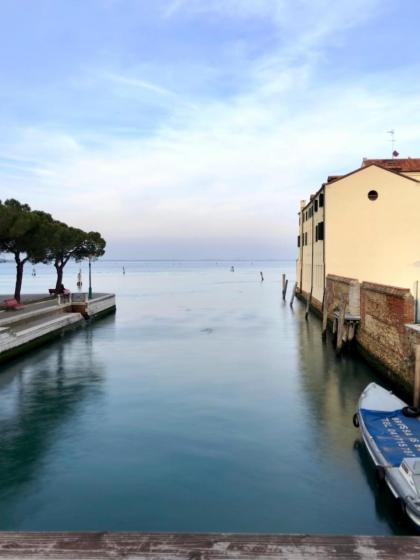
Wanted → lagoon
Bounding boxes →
[0,260,415,534]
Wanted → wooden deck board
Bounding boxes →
[0,533,419,559]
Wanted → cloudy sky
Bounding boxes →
[1,0,420,259]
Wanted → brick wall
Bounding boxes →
[325,274,360,317]
[357,282,415,387]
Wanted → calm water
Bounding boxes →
[0,260,415,534]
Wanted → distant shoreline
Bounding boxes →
[100,258,295,263]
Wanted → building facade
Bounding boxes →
[296,159,420,310]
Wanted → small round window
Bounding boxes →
[368,190,378,201]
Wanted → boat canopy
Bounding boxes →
[360,409,420,467]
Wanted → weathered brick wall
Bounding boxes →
[326,274,360,316]
[357,282,415,387]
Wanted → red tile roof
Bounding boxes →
[361,158,420,172]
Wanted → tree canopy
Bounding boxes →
[0,199,106,301]
[47,222,106,290]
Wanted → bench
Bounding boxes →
[3,298,24,310]
[49,288,70,296]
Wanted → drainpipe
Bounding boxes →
[299,200,305,291]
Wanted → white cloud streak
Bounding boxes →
[0,0,416,258]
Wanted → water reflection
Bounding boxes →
[0,324,108,506]
[295,303,414,534]
[353,439,414,534]
[0,261,416,534]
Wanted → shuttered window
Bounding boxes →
[318,221,324,240]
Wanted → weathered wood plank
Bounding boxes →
[0,533,419,559]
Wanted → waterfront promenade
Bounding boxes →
[0,291,115,362]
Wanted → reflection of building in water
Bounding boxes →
[295,307,382,463]
[353,441,413,535]
[0,323,110,504]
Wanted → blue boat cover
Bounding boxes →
[360,409,420,466]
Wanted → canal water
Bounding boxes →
[0,260,416,534]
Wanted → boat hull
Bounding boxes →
[355,383,420,529]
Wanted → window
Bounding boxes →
[317,221,324,240]
[315,200,318,212]
[315,224,318,242]
[297,235,300,247]
[368,190,378,201]
[319,192,324,207]
[305,232,308,245]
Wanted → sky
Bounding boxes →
[1,0,420,259]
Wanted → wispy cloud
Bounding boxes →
[105,73,177,98]
[0,0,417,258]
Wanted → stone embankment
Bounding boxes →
[299,275,420,394]
[0,293,115,362]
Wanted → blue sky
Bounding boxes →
[1,0,420,259]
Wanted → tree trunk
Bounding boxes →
[14,260,24,302]
[55,264,64,291]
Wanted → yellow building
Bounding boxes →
[296,158,420,309]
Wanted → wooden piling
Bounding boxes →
[414,344,420,408]
[322,288,328,340]
[283,279,288,301]
[290,282,297,307]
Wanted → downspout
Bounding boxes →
[299,200,305,291]
[311,202,314,298]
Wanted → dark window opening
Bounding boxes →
[315,224,318,242]
[317,221,324,241]
[368,190,378,201]
[297,235,300,247]
[315,200,318,212]
[319,192,324,207]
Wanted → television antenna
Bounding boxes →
[387,129,398,158]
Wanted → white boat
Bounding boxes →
[353,382,420,528]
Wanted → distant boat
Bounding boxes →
[353,383,420,528]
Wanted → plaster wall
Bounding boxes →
[326,165,420,293]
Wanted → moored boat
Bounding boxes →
[353,382,420,528]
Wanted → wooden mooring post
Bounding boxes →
[414,344,420,408]
[322,288,328,340]
[290,282,297,307]
[281,274,288,300]
[282,279,288,301]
